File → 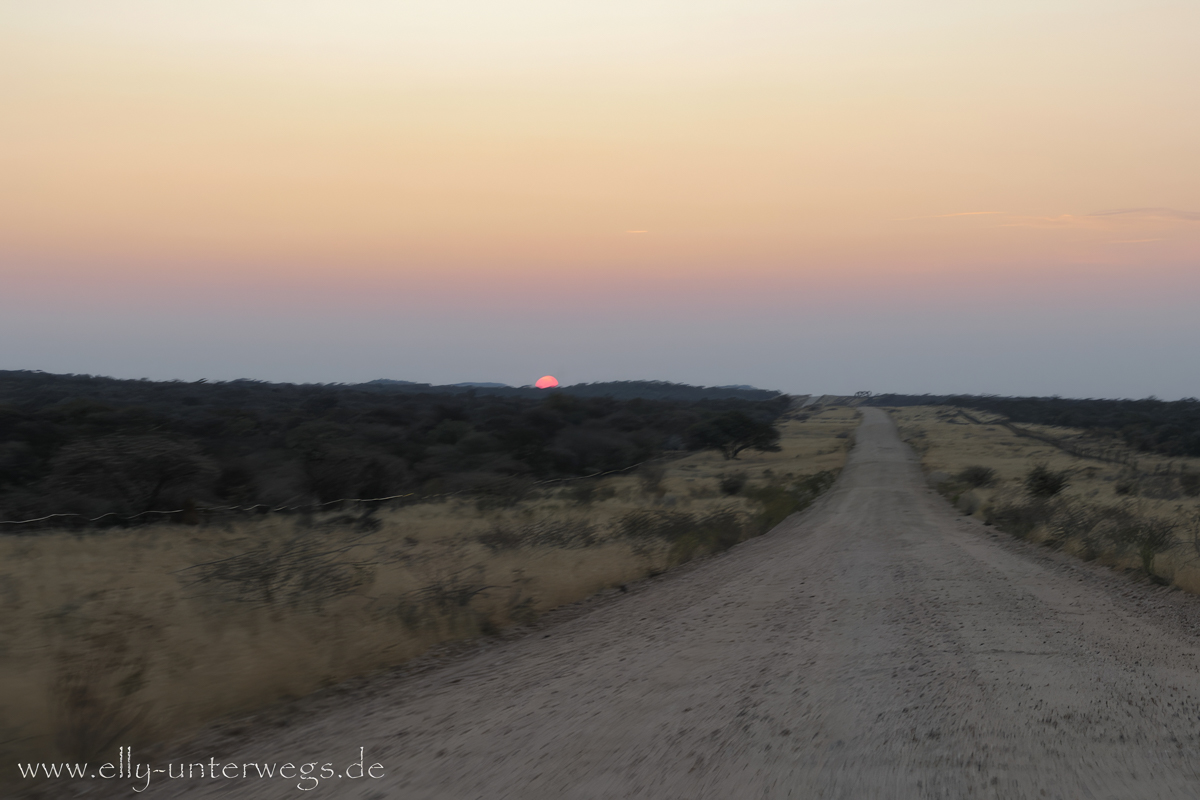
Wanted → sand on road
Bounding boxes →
[130,408,1200,799]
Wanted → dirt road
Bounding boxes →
[149,408,1200,799]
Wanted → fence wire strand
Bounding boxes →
[0,457,669,529]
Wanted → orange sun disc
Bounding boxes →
[535,375,559,389]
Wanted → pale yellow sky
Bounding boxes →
[4,0,1198,274]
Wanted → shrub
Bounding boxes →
[1044,499,1103,556]
[745,484,802,531]
[179,527,374,607]
[1108,517,1178,575]
[55,655,150,761]
[478,520,599,551]
[685,510,748,557]
[744,471,837,532]
[638,464,667,495]
[564,479,615,507]
[982,492,1179,576]
[1139,475,1182,500]
[956,465,996,488]
[984,497,1050,539]
[955,491,982,515]
[476,524,526,551]
[399,566,490,628]
[718,472,748,496]
[526,519,599,548]
[619,509,702,543]
[615,508,749,561]
[1180,472,1200,497]
[1025,464,1068,498]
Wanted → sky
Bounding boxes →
[2,0,1198,397]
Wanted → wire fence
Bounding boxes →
[955,408,1161,470]
[0,457,670,531]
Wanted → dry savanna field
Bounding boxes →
[0,405,859,768]
[891,405,1200,589]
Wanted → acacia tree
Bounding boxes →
[689,412,781,460]
[48,435,218,512]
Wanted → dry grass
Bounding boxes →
[0,405,858,766]
[890,405,1200,587]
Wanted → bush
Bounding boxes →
[1106,516,1178,575]
[637,464,667,495]
[955,491,982,515]
[616,470,837,559]
[956,465,996,488]
[619,509,704,543]
[1025,464,1068,498]
[982,492,1179,576]
[564,479,615,507]
[984,497,1050,539]
[744,471,837,532]
[718,472,748,496]
[744,484,802,531]
[476,524,525,551]
[478,520,599,551]
[617,508,748,561]
[1043,499,1104,555]
[179,527,374,608]
[1180,472,1200,497]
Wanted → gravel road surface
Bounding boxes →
[122,408,1200,798]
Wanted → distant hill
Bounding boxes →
[359,379,780,402]
[556,381,779,402]
[367,383,513,393]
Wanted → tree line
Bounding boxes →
[0,371,788,522]
[868,393,1200,457]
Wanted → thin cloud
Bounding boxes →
[1089,207,1200,222]
[895,211,1004,221]
[995,214,1091,229]
[998,208,1200,229]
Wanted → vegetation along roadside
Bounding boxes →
[890,405,1200,590]
[0,376,857,769]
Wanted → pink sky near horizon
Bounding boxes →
[2,1,1198,395]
